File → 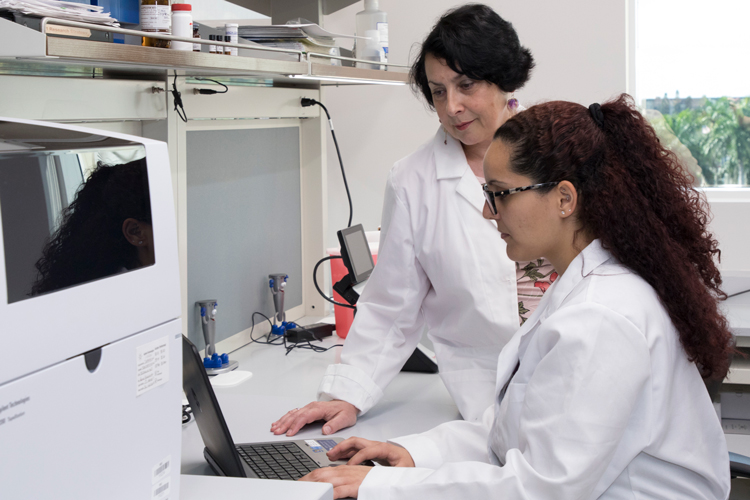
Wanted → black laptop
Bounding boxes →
[182,335,347,480]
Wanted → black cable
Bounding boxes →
[299,98,359,309]
[248,312,285,346]
[171,71,187,123]
[313,255,356,309]
[248,311,343,354]
[182,404,193,424]
[301,98,353,228]
[282,324,342,355]
[193,77,229,95]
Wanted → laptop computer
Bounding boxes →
[182,335,347,480]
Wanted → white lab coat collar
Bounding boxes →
[432,128,486,213]
[493,240,615,392]
[536,239,614,325]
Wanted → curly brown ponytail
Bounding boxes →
[495,94,734,379]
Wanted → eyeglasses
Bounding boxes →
[482,182,559,216]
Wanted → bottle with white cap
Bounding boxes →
[170,3,193,51]
[355,0,388,65]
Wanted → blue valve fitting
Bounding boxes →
[203,355,222,369]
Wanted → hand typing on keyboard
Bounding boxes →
[298,437,415,499]
[298,465,372,499]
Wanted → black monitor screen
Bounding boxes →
[338,225,374,284]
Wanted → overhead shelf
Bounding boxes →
[46,37,307,78]
[0,17,409,86]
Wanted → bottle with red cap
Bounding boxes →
[171,3,193,51]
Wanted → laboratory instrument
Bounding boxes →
[0,117,182,499]
[196,299,238,375]
[269,273,297,336]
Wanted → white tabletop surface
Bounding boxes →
[180,320,459,498]
[179,474,333,500]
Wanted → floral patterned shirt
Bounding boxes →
[516,259,557,325]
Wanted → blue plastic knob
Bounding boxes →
[203,356,221,369]
[220,353,229,364]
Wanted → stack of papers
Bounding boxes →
[238,22,362,62]
[0,0,119,26]
[239,23,357,39]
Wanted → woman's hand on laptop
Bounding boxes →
[270,400,359,436]
[328,437,415,468]
[299,465,371,499]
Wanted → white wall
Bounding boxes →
[321,0,628,247]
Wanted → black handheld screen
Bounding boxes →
[336,224,374,285]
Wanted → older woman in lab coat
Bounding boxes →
[272,5,544,436]
[300,95,734,499]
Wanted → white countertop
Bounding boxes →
[180,323,459,498]
[180,315,750,496]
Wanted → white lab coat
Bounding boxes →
[318,128,519,421]
[360,240,730,500]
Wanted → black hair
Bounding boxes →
[410,3,535,108]
[31,159,152,296]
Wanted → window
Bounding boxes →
[636,0,750,187]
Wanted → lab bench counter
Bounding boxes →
[722,291,750,345]
[179,474,333,500]
[722,291,750,385]
[180,318,750,493]
[180,328,460,479]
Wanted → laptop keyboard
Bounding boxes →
[237,443,320,480]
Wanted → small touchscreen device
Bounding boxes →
[336,224,374,285]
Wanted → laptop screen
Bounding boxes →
[182,335,246,477]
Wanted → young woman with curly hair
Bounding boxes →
[301,94,732,499]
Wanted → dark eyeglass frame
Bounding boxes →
[482,182,560,215]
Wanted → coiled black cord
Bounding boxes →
[171,71,187,123]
